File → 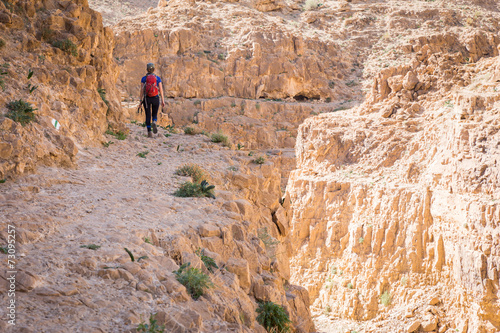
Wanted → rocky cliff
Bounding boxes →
[286,7,500,333]
[1,0,499,332]
[0,0,124,180]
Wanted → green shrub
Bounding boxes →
[211,131,228,143]
[0,69,7,91]
[347,282,353,289]
[253,156,266,164]
[211,131,231,147]
[124,247,147,262]
[105,129,127,140]
[102,141,114,147]
[175,164,206,183]
[195,248,218,273]
[174,262,213,300]
[162,124,177,133]
[184,126,197,135]
[257,227,280,259]
[137,313,165,333]
[174,180,215,199]
[80,244,101,250]
[0,38,5,49]
[380,291,391,306]
[41,28,55,42]
[137,151,149,158]
[193,100,201,106]
[6,100,37,125]
[97,88,109,106]
[256,301,291,333]
[52,39,78,57]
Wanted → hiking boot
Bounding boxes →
[148,131,153,138]
[152,121,158,134]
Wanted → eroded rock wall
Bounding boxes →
[0,0,124,179]
[113,0,352,102]
[286,32,500,333]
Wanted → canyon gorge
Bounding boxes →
[0,0,499,332]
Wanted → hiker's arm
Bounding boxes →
[159,82,165,107]
[139,83,144,103]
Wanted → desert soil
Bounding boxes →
[0,121,261,332]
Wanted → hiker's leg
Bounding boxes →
[151,96,160,134]
[144,98,152,132]
[151,96,160,123]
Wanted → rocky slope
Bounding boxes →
[88,0,157,26]
[1,0,499,332]
[0,123,313,332]
[0,0,125,180]
[285,5,500,333]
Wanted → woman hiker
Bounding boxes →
[139,63,165,137]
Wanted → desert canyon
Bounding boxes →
[0,0,499,332]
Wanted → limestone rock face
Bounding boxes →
[286,40,500,332]
[113,0,353,103]
[0,0,124,179]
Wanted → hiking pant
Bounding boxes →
[144,95,160,132]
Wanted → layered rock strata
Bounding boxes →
[286,31,500,333]
[0,0,124,179]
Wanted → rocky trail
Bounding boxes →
[1,121,302,332]
[1,0,500,332]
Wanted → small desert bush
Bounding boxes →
[258,227,280,258]
[256,301,291,333]
[137,313,165,333]
[80,244,101,250]
[253,156,266,164]
[137,151,149,158]
[0,38,5,49]
[175,163,206,183]
[380,291,391,306]
[195,248,218,273]
[174,180,215,198]
[52,39,78,57]
[211,131,231,147]
[97,88,109,106]
[41,27,55,42]
[174,262,213,300]
[6,99,36,125]
[183,126,199,135]
[105,129,127,140]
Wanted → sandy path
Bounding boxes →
[0,122,247,332]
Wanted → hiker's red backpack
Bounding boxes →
[144,74,158,97]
